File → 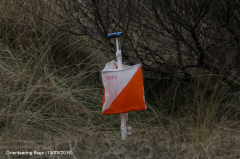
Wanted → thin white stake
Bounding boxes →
[116,37,128,140]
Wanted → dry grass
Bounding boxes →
[0,117,239,158]
[0,1,240,159]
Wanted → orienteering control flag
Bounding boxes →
[102,61,146,115]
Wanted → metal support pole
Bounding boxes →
[107,32,131,140]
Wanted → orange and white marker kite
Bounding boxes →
[102,32,147,140]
